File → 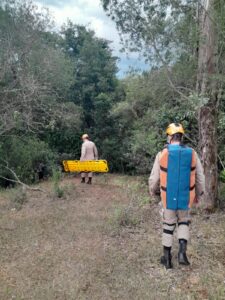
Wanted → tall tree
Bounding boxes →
[62,22,125,168]
[197,0,218,209]
[0,0,79,136]
[0,0,81,184]
[102,0,221,207]
[62,23,118,131]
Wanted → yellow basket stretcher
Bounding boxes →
[62,160,109,173]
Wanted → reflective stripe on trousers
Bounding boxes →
[162,209,190,247]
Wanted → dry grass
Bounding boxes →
[0,174,224,300]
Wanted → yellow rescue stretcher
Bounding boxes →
[62,160,109,173]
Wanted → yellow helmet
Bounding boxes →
[82,133,89,139]
[166,123,185,136]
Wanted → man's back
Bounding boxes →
[80,140,98,161]
[149,144,205,209]
[160,144,196,210]
[148,123,205,269]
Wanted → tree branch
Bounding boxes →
[1,161,46,192]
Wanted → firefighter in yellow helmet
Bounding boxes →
[149,123,205,269]
[166,123,184,136]
[80,134,98,184]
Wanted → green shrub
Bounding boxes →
[219,170,225,182]
[52,168,64,198]
[0,136,55,186]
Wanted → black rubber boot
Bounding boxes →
[178,239,190,265]
[160,246,173,269]
[87,178,92,184]
[81,178,85,183]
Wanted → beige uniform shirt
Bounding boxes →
[149,148,205,200]
[80,140,98,161]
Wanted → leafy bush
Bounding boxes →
[52,168,64,198]
[0,136,55,186]
[219,170,225,182]
[125,131,160,174]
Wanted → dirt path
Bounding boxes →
[0,176,129,300]
[0,175,225,300]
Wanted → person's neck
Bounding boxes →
[170,141,180,145]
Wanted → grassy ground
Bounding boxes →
[0,174,225,300]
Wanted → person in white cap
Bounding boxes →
[80,134,98,184]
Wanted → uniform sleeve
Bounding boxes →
[93,144,98,160]
[195,152,205,198]
[80,143,86,161]
[148,153,160,196]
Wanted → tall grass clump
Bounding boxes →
[52,168,64,198]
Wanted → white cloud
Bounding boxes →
[36,1,111,34]
[35,0,148,76]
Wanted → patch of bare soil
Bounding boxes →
[0,174,224,300]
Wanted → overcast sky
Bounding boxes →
[34,0,148,77]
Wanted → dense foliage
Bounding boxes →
[0,0,123,183]
[101,0,225,208]
[1,0,225,204]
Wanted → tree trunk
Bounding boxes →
[197,0,218,209]
[198,106,218,209]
